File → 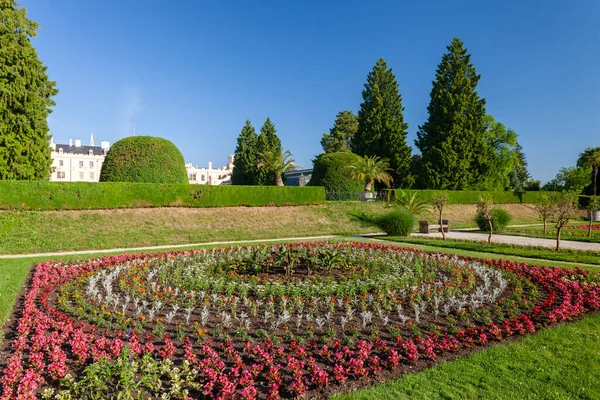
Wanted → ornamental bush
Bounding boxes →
[99,136,188,184]
[377,209,415,236]
[309,152,363,200]
[475,208,512,231]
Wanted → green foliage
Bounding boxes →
[543,166,592,193]
[231,120,259,185]
[475,208,512,231]
[415,37,490,189]
[308,152,363,200]
[376,209,415,236]
[257,149,300,186]
[390,190,429,215]
[0,1,58,180]
[510,143,531,191]
[0,181,325,210]
[389,189,538,204]
[348,155,394,192]
[321,110,358,153]
[577,147,600,196]
[256,118,282,185]
[99,136,188,184]
[351,58,412,187]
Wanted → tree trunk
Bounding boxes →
[543,219,547,235]
[275,174,284,186]
[556,227,561,251]
[364,180,372,193]
[487,219,493,244]
[590,213,593,237]
[439,209,446,240]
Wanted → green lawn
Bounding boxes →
[501,222,600,244]
[382,236,600,266]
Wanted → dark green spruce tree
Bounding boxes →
[256,117,282,185]
[351,58,412,187]
[0,0,58,180]
[415,37,490,189]
[321,110,358,153]
[231,120,259,185]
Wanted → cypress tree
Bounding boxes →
[321,110,358,153]
[231,120,259,185]
[351,58,412,188]
[256,117,282,185]
[415,37,490,189]
[0,0,58,180]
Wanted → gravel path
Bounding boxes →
[411,231,600,251]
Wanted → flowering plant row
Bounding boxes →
[564,224,600,231]
[1,242,599,399]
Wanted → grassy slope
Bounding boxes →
[0,203,541,255]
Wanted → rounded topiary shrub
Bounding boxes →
[475,208,512,231]
[99,136,188,184]
[308,152,363,200]
[376,209,415,236]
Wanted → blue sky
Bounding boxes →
[22,0,599,183]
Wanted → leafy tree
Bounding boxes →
[534,193,553,234]
[415,37,489,189]
[481,115,518,190]
[476,195,494,244]
[231,120,259,185]
[348,155,393,194]
[524,179,541,191]
[430,192,449,240]
[577,147,600,197]
[0,0,58,180]
[257,150,300,186]
[256,118,282,185]
[549,192,579,251]
[510,143,531,191]
[351,58,412,187]
[543,166,591,193]
[321,111,357,153]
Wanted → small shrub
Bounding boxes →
[376,209,415,236]
[309,152,363,200]
[475,208,512,231]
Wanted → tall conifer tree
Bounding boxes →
[256,117,282,185]
[0,0,58,180]
[415,37,489,189]
[351,58,412,187]
[321,110,358,153]
[231,120,259,185]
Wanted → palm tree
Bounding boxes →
[257,150,300,186]
[348,155,393,198]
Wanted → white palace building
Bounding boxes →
[49,134,234,185]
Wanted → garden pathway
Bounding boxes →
[410,231,600,251]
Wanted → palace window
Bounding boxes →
[59,160,63,167]
[89,172,94,180]
[79,161,84,168]
[57,171,65,179]
[89,161,94,168]
[79,172,84,180]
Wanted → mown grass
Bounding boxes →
[383,237,600,266]
[335,313,600,400]
[503,222,600,244]
[0,203,540,255]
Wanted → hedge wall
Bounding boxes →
[0,181,325,210]
[389,190,540,204]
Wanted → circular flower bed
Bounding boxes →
[1,242,599,399]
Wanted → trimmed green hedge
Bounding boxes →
[308,152,364,200]
[100,136,188,184]
[0,181,325,210]
[389,190,540,204]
